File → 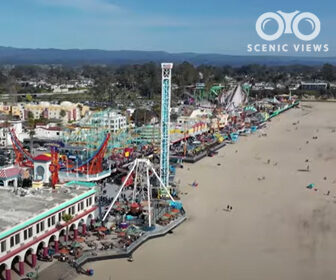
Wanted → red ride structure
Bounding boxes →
[9,129,34,168]
[10,129,111,178]
[49,146,60,188]
[72,133,111,175]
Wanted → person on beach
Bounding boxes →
[227,205,230,211]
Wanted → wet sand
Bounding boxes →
[77,102,336,280]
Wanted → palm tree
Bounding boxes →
[29,129,35,153]
[27,111,35,153]
[62,213,73,245]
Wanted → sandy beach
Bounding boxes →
[76,102,336,280]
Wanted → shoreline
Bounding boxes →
[35,101,336,280]
[71,101,336,280]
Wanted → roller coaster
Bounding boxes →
[9,128,111,184]
[9,128,34,168]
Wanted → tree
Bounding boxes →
[174,62,198,87]
[62,213,73,245]
[132,109,154,126]
[60,109,66,118]
[152,104,161,118]
[5,75,18,103]
[26,94,33,102]
[171,113,179,122]
[28,130,35,153]
[321,64,334,81]
[27,111,35,152]
[28,111,34,124]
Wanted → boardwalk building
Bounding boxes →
[0,183,97,280]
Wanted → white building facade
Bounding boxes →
[0,121,24,148]
[90,109,127,133]
[0,185,97,280]
[34,125,63,139]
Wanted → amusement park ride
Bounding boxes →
[9,62,176,193]
[193,83,227,103]
[9,128,111,187]
[192,83,251,105]
[160,63,173,187]
[102,158,176,225]
[9,128,34,169]
[101,64,183,226]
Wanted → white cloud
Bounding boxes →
[37,0,120,13]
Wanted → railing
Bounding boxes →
[74,215,186,267]
[59,170,111,181]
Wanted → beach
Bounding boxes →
[77,102,336,280]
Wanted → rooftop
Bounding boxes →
[0,167,21,179]
[36,126,62,131]
[0,185,96,239]
[33,154,51,162]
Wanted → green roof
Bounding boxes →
[65,181,96,188]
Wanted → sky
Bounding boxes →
[0,0,335,55]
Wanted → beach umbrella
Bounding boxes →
[306,183,315,189]
[59,247,69,254]
[169,211,178,216]
[26,272,37,278]
[76,237,85,243]
[71,241,82,248]
[97,226,107,232]
[131,202,140,210]
[118,232,126,237]
[160,215,169,221]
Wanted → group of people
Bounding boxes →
[98,196,114,206]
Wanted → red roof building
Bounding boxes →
[33,155,51,162]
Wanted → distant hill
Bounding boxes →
[0,46,335,66]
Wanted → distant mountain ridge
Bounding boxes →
[0,46,335,66]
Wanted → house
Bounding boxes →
[300,82,328,90]
[89,109,127,133]
[24,102,82,123]
[34,125,63,139]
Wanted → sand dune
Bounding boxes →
[77,102,336,280]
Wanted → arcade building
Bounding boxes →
[0,183,97,280]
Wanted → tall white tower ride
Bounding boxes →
[160,63,173,187]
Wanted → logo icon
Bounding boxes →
[256,11,320,41]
